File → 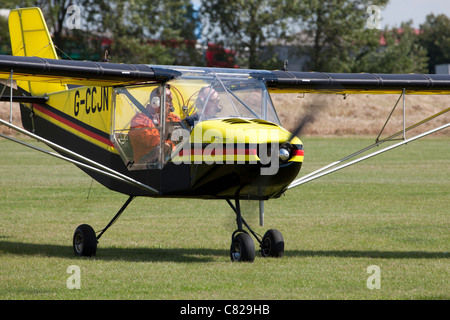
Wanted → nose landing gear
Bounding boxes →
[227,199,284,263]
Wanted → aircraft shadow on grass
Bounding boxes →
[0,239,447,262]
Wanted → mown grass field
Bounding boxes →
[0,136,448,300]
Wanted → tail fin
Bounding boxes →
[8,7,67,95]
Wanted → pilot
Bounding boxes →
[184,86,222,126]
[129,85,181,164]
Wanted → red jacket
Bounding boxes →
[129,112,181,163]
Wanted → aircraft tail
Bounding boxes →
[8,7,67,95]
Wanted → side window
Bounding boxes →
[112,84,185,170]
[112,84,163,170]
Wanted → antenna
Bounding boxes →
[101,50,109,62]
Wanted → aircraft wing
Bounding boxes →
[0,54,180,87]
[2,53,450,93]
[253,70,450,95]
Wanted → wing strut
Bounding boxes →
[288,88,450,190]
[288,121,449,189]
[0,70,14,123]
[0,117,160,195]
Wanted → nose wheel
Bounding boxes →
[227,199,285,262]
[260,229,284,258]
[230,231,255,262]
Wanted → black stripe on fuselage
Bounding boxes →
[32,102,110,143]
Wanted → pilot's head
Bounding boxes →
[148,85,174,115]
[196,87,221,118]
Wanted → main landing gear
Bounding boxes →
[72,196,284,263]
[227,199,284,263]
[72,196,135,257]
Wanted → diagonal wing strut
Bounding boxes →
[288,119,449,189]
[0,117,160,195]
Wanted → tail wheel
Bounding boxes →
[261,229,284,258]
[73,224,97,257]
[230,232,255,262]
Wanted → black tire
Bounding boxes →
[230,232,255,262]
[73,224,97,257]
[261,229,284,258]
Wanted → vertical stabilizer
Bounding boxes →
[8,7,67,95]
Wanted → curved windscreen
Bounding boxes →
[154,66,281,125]
[112,66,281,170]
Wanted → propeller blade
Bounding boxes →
[288,114,315,142]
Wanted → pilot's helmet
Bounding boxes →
[197,87,219,106]
[148,85,174,113]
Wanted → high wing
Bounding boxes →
[2,55,450,93]
[257,70,450,95]
[0,55,180,88]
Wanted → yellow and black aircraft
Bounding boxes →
[1,8,449,262]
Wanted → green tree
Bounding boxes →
[0,0,83,49]
[81,0,202,64]
[0,0,102,59]
[296,0,389,72]
[356,21,428,73]
[0,15,11,54]
[0,0,202,64]
[418,14,450,73]
[200,0,295,69]
[286,0,429,73]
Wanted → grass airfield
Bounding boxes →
[0,136,448,300]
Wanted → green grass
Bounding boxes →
[0,136,449,300]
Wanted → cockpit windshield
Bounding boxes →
[161,66,280,125]
[112,66,280,170]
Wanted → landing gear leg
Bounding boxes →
[227,199,255,262]
[72,196,135,257]
[226,199,285,262]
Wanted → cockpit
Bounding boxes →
[111,66,281,170]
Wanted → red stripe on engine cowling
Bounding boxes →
[178,148,257,156]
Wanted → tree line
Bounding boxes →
[0,0,449,74]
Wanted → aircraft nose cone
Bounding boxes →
[279,148,290,161]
